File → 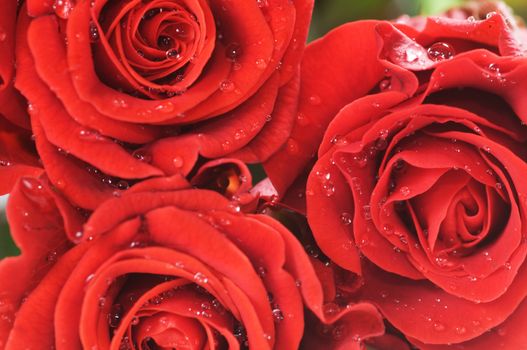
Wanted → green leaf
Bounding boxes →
[0,213,19,258]
[419,0,463,16]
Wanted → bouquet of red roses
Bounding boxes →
[1,0,527,349]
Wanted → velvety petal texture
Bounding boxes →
[0,174,385,349]
[0,1,41,194]
[14,0,313,209]
[272,4,527,349]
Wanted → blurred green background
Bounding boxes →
[310,0,527,40]
[2,0,527,259]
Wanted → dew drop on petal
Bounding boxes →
[322,302,340,317]
[172,156,184,169]
[455,326,467,335]
[193,272,208,284]
[53,0,73,19]
[132,149,152,163]
[255,58,267,70]
[108,304,123,328]
[219,79,235,92]
[272,307,284,322]
[427,42,455,61]
[286,138,299,154]
[155,101,175,113]
[433,321,446,332]
[340,212,353,225]
[46,251,58,263]
[89,22,99,43]
[404,45,421,63]
[379,79,391,91]
[486,11,498,19]
[166,48,181,60]
[225,43,243,61]
[399,186,410,196]
[308,95,321,105]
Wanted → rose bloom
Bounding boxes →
[0,1,41,193]
[13,0,312,209]
[0,168,385,349]
[266,3,527,349]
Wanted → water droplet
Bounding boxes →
[172,156,184,169]
[455,326,467,335]
[78,128,103,141]
[488,63,500,74]
[272,307,284,322]
[495,182,503,190]
[193,272,208,284]
[340,212,353,225]
[399,186,410,196]
[0,160,12,166]
[116,180,129,190]
[467,16,476,22]
[433,321,446,331]
[257,266,267,278]
[132,149,152,163]
[486,11,498,19]
[256,0,268,7]
[308,95,321,105]
[374,137,388,150]
[0,28,6,42]
[405,45,422,63]
[504,262,512,270]
[234,129,246,140]
[166,48,181,60]
[329,324,345,340]
[98,296,106,308]
[379,79,391,91]
[362,205,372,220]
[295,280,302,288]
[225,43,242,61]
[255,58,267,70]
[85,273,95,285]
[319,173,335,197]
[155,101,175,113]
[329,134,348,147]
[435,256,453,267]
[53,0,73,19]
[46,251,58,263]
[108,304,123,328]
[322,302,340,317]
[89,22,99,43]
[219,79,235,92]
[112,98,128,108]
[347,153,367,169]
[286,138,299,154]
[427,42,455,61]
[173,23,190,39]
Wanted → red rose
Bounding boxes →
[0,1,41,194]
[266,5,527,349]
[15,0,313,209]
[0,173,384,349]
